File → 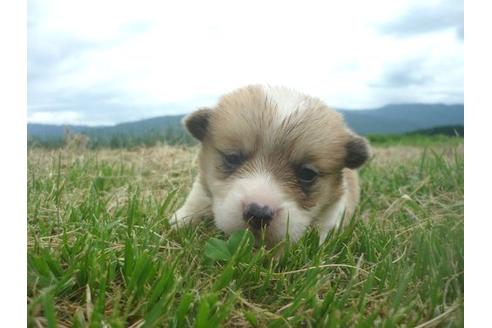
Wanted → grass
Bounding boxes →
[27,137,464,327]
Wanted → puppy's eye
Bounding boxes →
[297,165,318,185]
[223,153,244,169]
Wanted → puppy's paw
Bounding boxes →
[169,207,193,229]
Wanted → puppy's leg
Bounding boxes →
[317,198,347,245]
[171,177,212,228]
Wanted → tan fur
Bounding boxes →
[172,85,369,245]
[342,168,360,225]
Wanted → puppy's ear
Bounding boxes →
[345,134,370,169]
[183,108,212,141]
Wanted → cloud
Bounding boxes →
[382,70,430,87]
[27,0,464,125]
[379,0,464,40]
[367,52,463,106]
[369,58,434,88]
[456,25,464,40]
[27,87,212,126]
[28,111,82,125]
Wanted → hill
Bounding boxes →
[27,103,464,147]
[338,104,463,135]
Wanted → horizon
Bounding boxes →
[27,102,464,128]
[28,0,463,126]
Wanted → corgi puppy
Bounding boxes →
[171,85,370,245]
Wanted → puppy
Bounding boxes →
[171,85,370,245]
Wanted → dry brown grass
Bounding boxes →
[370,143,463,167]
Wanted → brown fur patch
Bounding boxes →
[183,108,213,141]
[345,136,370,169]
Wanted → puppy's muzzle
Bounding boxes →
[243,203,274,230]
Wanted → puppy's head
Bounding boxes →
[184,85,369,245]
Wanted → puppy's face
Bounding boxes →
[185,85,368,245]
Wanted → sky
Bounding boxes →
[27,0,464,126]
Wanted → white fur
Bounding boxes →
[262,85,310,121]
[211,173,312,244]
[171,176,212,228]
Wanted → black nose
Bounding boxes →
[243,203,274,229]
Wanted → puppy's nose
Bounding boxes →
[243,203,274,229]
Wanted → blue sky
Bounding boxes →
[28,0,463,126]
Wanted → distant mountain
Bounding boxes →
[27,115,184,139]
[28,103,464,147]
[338,104,464,135]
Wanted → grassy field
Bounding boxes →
[27,137,464,327]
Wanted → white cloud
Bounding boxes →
[28,0,464,125]
[27,111,82,125]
